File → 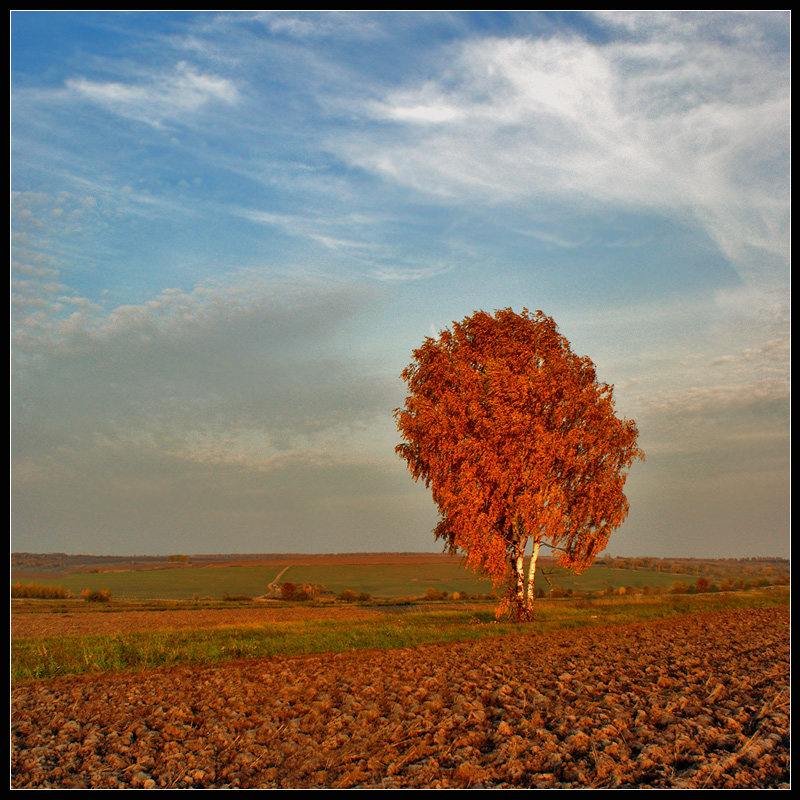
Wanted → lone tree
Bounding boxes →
[395,308,644,620]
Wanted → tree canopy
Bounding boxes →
[395,308,644,620]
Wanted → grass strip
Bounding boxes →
[11,589,788,682]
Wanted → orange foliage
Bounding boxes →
[395,308,644,619]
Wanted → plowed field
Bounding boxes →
[11,605,789,789]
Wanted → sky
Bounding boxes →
[10,10,790,560]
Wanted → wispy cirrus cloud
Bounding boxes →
[340,12,789,279]
[250,9,385,41]
[65,61,239,128]
[236,209,381,255]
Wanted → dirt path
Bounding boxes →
[266,566,292,596]
[11,606,789,789]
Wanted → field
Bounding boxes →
[12,553,498,602]
[11,551,787,602]
[11,601,790,789]
[11,554,790,788]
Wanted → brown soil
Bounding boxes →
[11,606,789,789]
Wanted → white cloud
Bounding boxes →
[237,209,381,254]
[252,10,383,41]
[66,62,239,128]
[11,272,395,482]
[341,16,789,280]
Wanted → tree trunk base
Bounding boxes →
[495,594,535,622]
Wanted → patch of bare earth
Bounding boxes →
[11,606,789,789]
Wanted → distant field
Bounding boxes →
[12,559,493,601]
[9,554,734,602]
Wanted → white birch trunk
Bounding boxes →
[514,549,525,607]
[525,539,542,612]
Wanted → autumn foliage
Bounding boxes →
[395,308,644,620]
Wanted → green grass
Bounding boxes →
[11,588,788,682]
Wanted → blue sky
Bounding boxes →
[11,11,790,559]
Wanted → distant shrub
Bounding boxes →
[669,581,689,595]
[280,582,297,600]
[223,593,252,602]
[337,589,372,603]
[423,587,445,601]
[281,582,324,601]
[339,590,372,602]
[81,588,112,603]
